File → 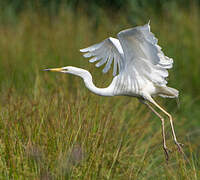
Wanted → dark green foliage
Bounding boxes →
[0,0,200,17]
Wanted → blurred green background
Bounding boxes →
[0,0,199,179]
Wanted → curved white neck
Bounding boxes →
[65,67,115,96]
[82,74,114,96]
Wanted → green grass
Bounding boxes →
[0,7,200,179]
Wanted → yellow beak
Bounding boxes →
[43,67,63,72]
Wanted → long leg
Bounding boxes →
[146,96,184,153]
[140,99,170,160]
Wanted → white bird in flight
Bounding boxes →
[44,22,183,160]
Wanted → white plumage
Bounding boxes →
[80,22,178,99]
[45,22,183,160]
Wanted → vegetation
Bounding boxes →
[0,2,200,179]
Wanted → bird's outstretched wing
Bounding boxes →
[80,37,124,76]
[117,23,173,86]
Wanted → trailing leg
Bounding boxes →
[140,99,170,160]
[146,96,184,153]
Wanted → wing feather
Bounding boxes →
[117,23,173,86]
[103,53,113,73]
[89,56,101,63]
[80,37,124,76]
[113,54,118,76]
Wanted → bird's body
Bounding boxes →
[45,22,183,160]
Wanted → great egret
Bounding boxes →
[44,22,183,160]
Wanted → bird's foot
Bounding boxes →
[175,141,184,153]
[163,146,171,162]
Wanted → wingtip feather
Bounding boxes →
[148,19,150,26]
[80,48,88,52]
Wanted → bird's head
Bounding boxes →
[44,66,92,79]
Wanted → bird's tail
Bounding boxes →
[156,85,180,108]
[156,85,179,98]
